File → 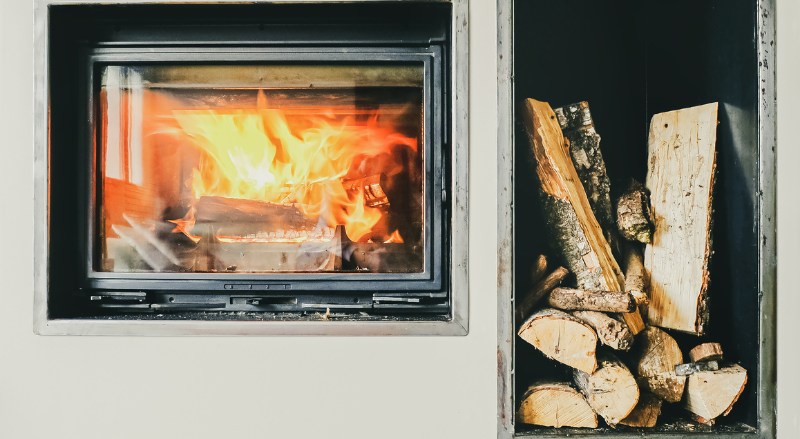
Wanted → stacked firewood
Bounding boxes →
[514,100,746,429]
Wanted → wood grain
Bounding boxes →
[645,103,718,334]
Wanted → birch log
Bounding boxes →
[572,310,634,351]
[645,103,718,335]
[619,392,662,428]
[522,98,644,334]
[517,382,599,428]
[517,308,598,374]
[573,352,640,425]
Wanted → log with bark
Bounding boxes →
[675,360,720,376]
[548,287,637,313]
[517,308,598,374]
[517,382,598,428]
[572,310,634,351]
[573,352,640,426]
[684,364,747,423]
[515,266,569,322]
[530,254,549,286]
[634,327,687,403]
[644,103,718,335]
[623,244,649,308]
[618,392,663,428]
[553,102,615,240]
[522,98,644,334]
[689,342,724,362]
[616,180,654,244]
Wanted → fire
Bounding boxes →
[169,90,416,242]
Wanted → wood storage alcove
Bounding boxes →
[497,0,776,437]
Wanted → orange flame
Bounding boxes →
[170,91,417,242]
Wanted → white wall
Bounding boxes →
[0,0,796,438]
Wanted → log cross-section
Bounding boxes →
[645,103,718,334]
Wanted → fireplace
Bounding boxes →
[34,1,469,335]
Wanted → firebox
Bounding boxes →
[34,1,469,335]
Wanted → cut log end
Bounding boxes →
[518,308,598,374]
[574,353,640,425]
[684,364,747,421]
[517,382,599,428]
[516,266,569,323]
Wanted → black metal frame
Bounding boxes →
[43,1,454,317]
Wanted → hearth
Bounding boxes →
[34,1,469,335]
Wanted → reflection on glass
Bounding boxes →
[98,64,424,273]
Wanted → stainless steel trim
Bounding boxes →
[33,0,469,336]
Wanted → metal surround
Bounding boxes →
[496,0,776,438]
[33,0,469,336]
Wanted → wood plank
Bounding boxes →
[644,103,718,334]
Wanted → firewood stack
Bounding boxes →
[515,99,746,429]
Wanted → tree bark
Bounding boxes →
[645,103,718,335]
[616,179,654,243]
[516,266,569,323]
[548,287,637,313]
[572,310,634,351]
[635,327,687,403]
[573,352,640,425]
[517,382,598,428]
[517,308,598,374]
[675,360,720,376]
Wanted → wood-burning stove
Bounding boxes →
[34,1,469,335]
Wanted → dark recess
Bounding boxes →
[513,0,758,432]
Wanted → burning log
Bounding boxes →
[517,308,598,374]
[616,180,654,244]
[675,360,720,376]
[684,364,747,423]
[571,310,634,351]
[689,342,724,362]
[644,103,718,335]
[522,99,644,334]
[515,266,569,322]
[343,174,390,208]
[548,287,637,313]
[194,196,318,234]
[573,352,640,426]
[634,327,686,403]
[517,382,598,428]
[619,392,663,428]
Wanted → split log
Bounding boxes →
[517,382,598,428]
[684,364,747,422]
[675,360,720,376]
[573,352,639,425]
[644,103,718,335]
[530,254,549,286]
[517,308,598,373]
[342,174,390,208]
[572,311,634,351]
[553,102,614,238]
[619,392,662,428]
[515,266,569,322]
[548,287,637,313]
[689,342,724,362]
[635,327,686,403]
[616,180,654,243]
[522,98,645,335]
